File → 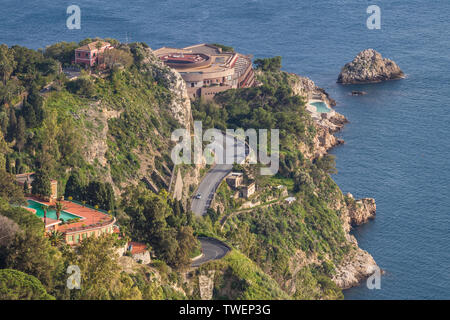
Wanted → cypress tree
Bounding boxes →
[15,116,26,152]
[22,101,37,128]
[5,154,11,173]
[7,108,16,142]
[31,169,51,197]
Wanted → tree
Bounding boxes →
[50,201,66,221]
[0,170,26,204]
[0,45,16,85]
[0,130,11,171]
[23,179,29,193]
[315,154,338,175]
[47,230,64,247]
[4,154,11,173]
[0,269,55,300]
[121,185,196,269]
[39,204,48,231]
[7,107,16,142]
[3,230,64,291]
[35,110,60,173]
[26,86,44,125]
[15,157,22,174]
[31,169,51,197]
[86,181,115,211]
[21,101,37,128]
[44,42,78,65]
[0,215,20,247]
[254,56,282,72]
[65,77,97,98]
[15,116,26,152]
[102,48,133,69]
[174,226,197,269]
[0,110,9,137]
[69,235,141,300]
[0,200,43,237]
[64,171,85,200]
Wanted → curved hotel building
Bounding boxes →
[154,44,255,100]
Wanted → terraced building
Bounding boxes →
[154,44,255,100]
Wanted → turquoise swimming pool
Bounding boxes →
[27,200,80,222]
[311,101,331,113]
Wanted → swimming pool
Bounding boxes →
[310,101,331,113]
[27,200,81,222]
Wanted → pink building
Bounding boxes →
[74,41,112,67]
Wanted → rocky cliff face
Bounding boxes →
[138,47,192,131]
[346,193,377,226]
[332,245,378,290]
[289,73,379,290]
[337,49,404,84]
[324,188,378,290]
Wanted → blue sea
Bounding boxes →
[1,0,449,299]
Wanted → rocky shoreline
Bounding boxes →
[290,73,379,290]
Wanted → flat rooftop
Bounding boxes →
[154,44,238,74]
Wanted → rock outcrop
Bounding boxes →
[346,194,376,226]
[332,245,379,290]
[337,49,404,84]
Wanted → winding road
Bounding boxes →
[190,133,248,266]
[190,134,247,216]
[191,237,230,267]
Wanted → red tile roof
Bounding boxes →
[129,242,147,255]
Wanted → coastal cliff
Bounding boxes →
[345,193,377,226]
[337,49,404,84]
[288,73,379,290]
[330,191,378,289]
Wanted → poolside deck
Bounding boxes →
[27,197,115,235]
[306,99,336,120]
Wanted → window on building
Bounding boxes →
[82,233,87,239]
[68,235,73,242]
[75,234,80,243]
